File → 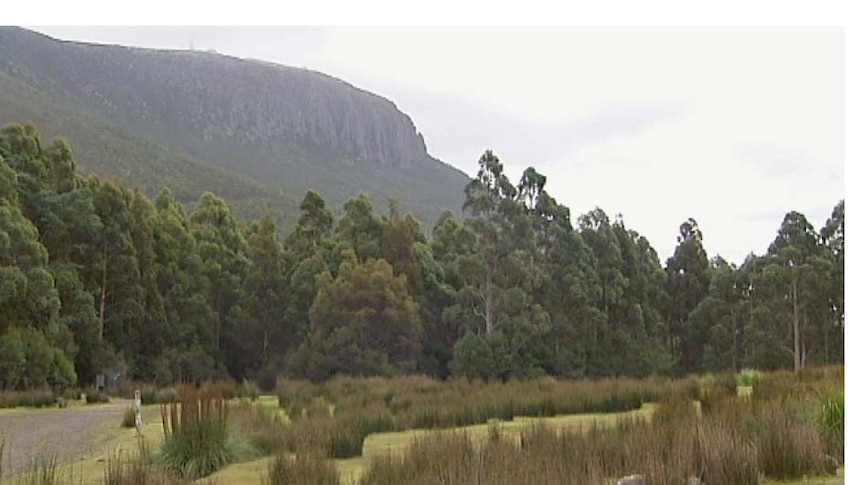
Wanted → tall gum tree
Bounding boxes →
[762,211,832,372]
[665,218,711,374]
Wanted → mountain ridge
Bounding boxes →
[0,26,469,227]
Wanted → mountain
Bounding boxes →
[0,26,469,228]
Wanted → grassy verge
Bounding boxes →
[203,404,656,484]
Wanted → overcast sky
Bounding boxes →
[29,27,844,265]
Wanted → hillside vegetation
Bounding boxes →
[0,27,469,228]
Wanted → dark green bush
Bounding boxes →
[86,392,110,404]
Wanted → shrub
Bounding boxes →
[240,379,260,401]
[86,392,110,404]
[0,389,56,408]
[159,390,234,479]
[265,453,339,485]
[715,371,738,394]
[737,368,761,387]
[138,385,180,405]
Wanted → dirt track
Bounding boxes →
[0,399,134,476]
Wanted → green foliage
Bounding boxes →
[0,123,845,389]
[738,368,761,387]
[818,388,843,461]
[665,218,712,374]
[0,327,77,392]
[305,252,422,380]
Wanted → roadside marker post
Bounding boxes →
[134,389,143,436]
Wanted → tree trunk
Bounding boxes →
[485,261,495,334]
[731,307,737,371]
[99,243,108,339]
[825,320,830,365]
[263,329,270,367]
[792,274,801,373]
[214,293,222,356]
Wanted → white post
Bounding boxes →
[134,389,143,436]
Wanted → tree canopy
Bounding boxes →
[0,123,844,389]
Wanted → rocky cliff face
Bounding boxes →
[0,27,469,227]
[0,27,430,168]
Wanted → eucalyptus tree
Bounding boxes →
[0,150,75,390]
[305,251,422,381]
[0,126,107,383]
[577,208,624,376]
[517,170,602,377]
[450,152,550,378]
[282,190,336,357]
[761,211,832,371]
[191,192,250,369]
[232,213,288,378]
[334,193,385,263]
[152,189,218,382]
[690,256,748,371]
[819,200,844,364]
[665,218,711,373]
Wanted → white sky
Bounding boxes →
[20,26,845,265]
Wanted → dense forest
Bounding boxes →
[0,123,844,391]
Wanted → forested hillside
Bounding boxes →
[0,124,844,390]
[0,26,469,228]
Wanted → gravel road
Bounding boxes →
[0,399,134,476]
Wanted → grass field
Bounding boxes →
[203,403,657,484]
[0,368,843,485]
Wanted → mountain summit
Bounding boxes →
[0,27,468,226]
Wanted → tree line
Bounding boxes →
[0,124,844,390]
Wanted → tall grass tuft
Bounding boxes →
[818,387,844,462]
[0,434,5,482]
[231,401,291,455]
[104,449,184,485]
[122,405,137,428]
[159,389,234,479]
[264,453,339,485]
[15,455,60,485]
[737,368,761,387]
[756,400,833,479]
